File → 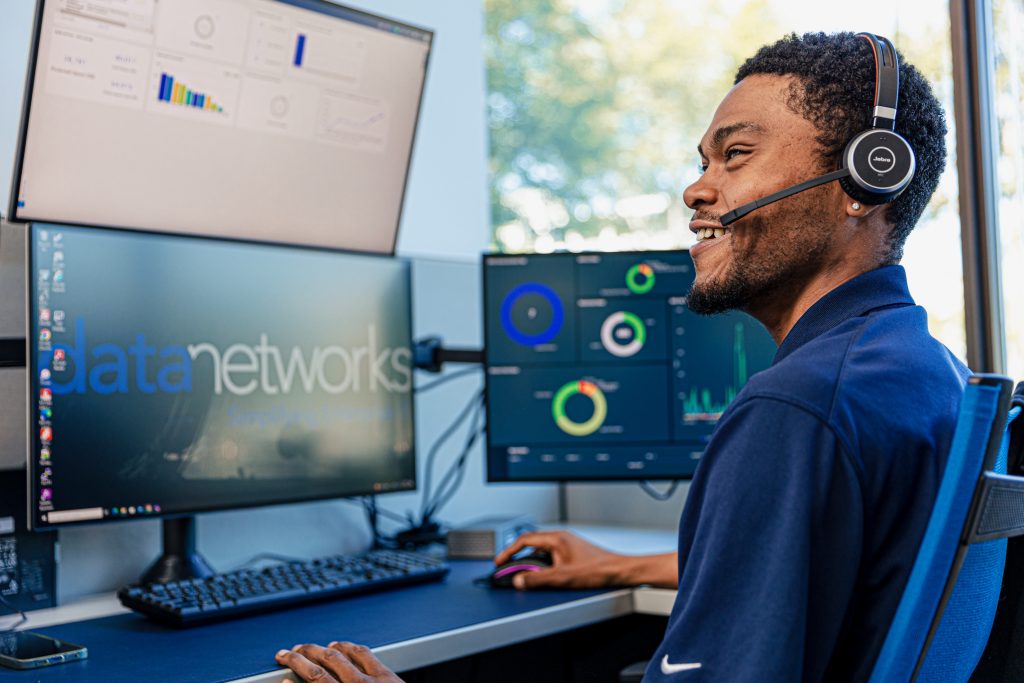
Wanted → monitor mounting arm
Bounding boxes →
[413,336,483,373]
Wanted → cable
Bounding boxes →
[424,394,486,519]
[424,392,485,517]
[638,480,681,501]
[0,593,28,633]
[338,496,406,524]
[227,552,305,572]
[351,496,407,525]
[426,422,485,520]
[414,366,481,394]
[419,387,485,519]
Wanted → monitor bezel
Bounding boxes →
[7,0,433,257]
[482,248,714,484]
[26,222,418,530]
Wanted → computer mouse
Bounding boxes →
[490,549,553,588]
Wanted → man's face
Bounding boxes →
[684,74,844,315]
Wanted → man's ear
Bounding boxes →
[846,201,867,218]
[845,201,886,219]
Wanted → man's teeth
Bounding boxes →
[696,227,731,241]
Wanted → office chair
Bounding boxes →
[869,374,1023,683]
[620,375,1024,683]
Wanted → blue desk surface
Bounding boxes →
[0,561,613,682]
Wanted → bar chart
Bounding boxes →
[157,72,225,112]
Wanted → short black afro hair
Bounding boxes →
[735,32,947,262]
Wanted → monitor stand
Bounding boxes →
[140,517,215,585]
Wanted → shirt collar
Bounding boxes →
[773,265,916,364]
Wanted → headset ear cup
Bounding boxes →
[838,170,874,205]
[840,128,916,205]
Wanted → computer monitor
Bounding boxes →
[484,251,777,482]
[28,223,415,541]
[10,0,432,254]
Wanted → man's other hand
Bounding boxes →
[493,530,633,590]
[276,642,403,683]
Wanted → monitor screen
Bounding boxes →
[11,0,432,254]
[484,251,777,482]
[28,223,415,528]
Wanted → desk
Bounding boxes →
[0,526,678,682]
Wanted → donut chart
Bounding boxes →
[625,263,655,294]
[500,283,564,346]
[600,311,646,357]
[552,380,608,437]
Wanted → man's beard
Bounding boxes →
[687,194,835,316]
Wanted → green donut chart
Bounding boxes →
[600,311,646,357]
[625,263,655,294]
[552,380,608,437]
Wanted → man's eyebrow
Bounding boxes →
[697,121,767,158]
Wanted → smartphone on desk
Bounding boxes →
[0,631,87,669]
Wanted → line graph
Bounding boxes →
[316,91,389,151]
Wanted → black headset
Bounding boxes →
[720,32,916,227]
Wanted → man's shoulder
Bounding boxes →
[741,303,967,422]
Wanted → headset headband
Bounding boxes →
[857,32,899,131]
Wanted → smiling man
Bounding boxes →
[277,32,966,683]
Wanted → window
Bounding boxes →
[485,0,966,358]
[993,0,1024,379]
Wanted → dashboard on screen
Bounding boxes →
[11,0,431,254]
[29,223,416,528]
[484,251,777,482]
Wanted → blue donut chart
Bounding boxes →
[500,283,564,346]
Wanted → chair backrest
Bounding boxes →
[916,403,1022,681]
[868,374,1016,683]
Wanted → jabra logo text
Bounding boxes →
[872,155,892,164]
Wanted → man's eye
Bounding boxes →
[698,161,708,175]
[725,148,749,161]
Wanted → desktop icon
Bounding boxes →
[39,230,49,241]
[53,251,64,263]
[40,388,52,402]
[40,308,51,323]
[111,508,118,515]
[128,507,136,515]
[40,407,52,420]
[40,447,51,460]
[154,504,162,513]
[120,507,128,514]
[40,329,51,342]
[40,426,52,442]
[39,269,49,281]
[40,368,51,382]
[40,487,52,502]
[53,310,65,322]
[53,233,63,245]
[145,504,153,513]
[54,349,66,362]
[42,467,52,478]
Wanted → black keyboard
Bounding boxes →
[117,549,449,626]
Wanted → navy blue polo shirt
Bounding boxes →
[644,265,969,682]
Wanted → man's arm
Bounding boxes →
[494,530,678,589]
[643,396,863,681]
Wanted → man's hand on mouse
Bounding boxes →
[276,642,404,683]
[494,531,631,590]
